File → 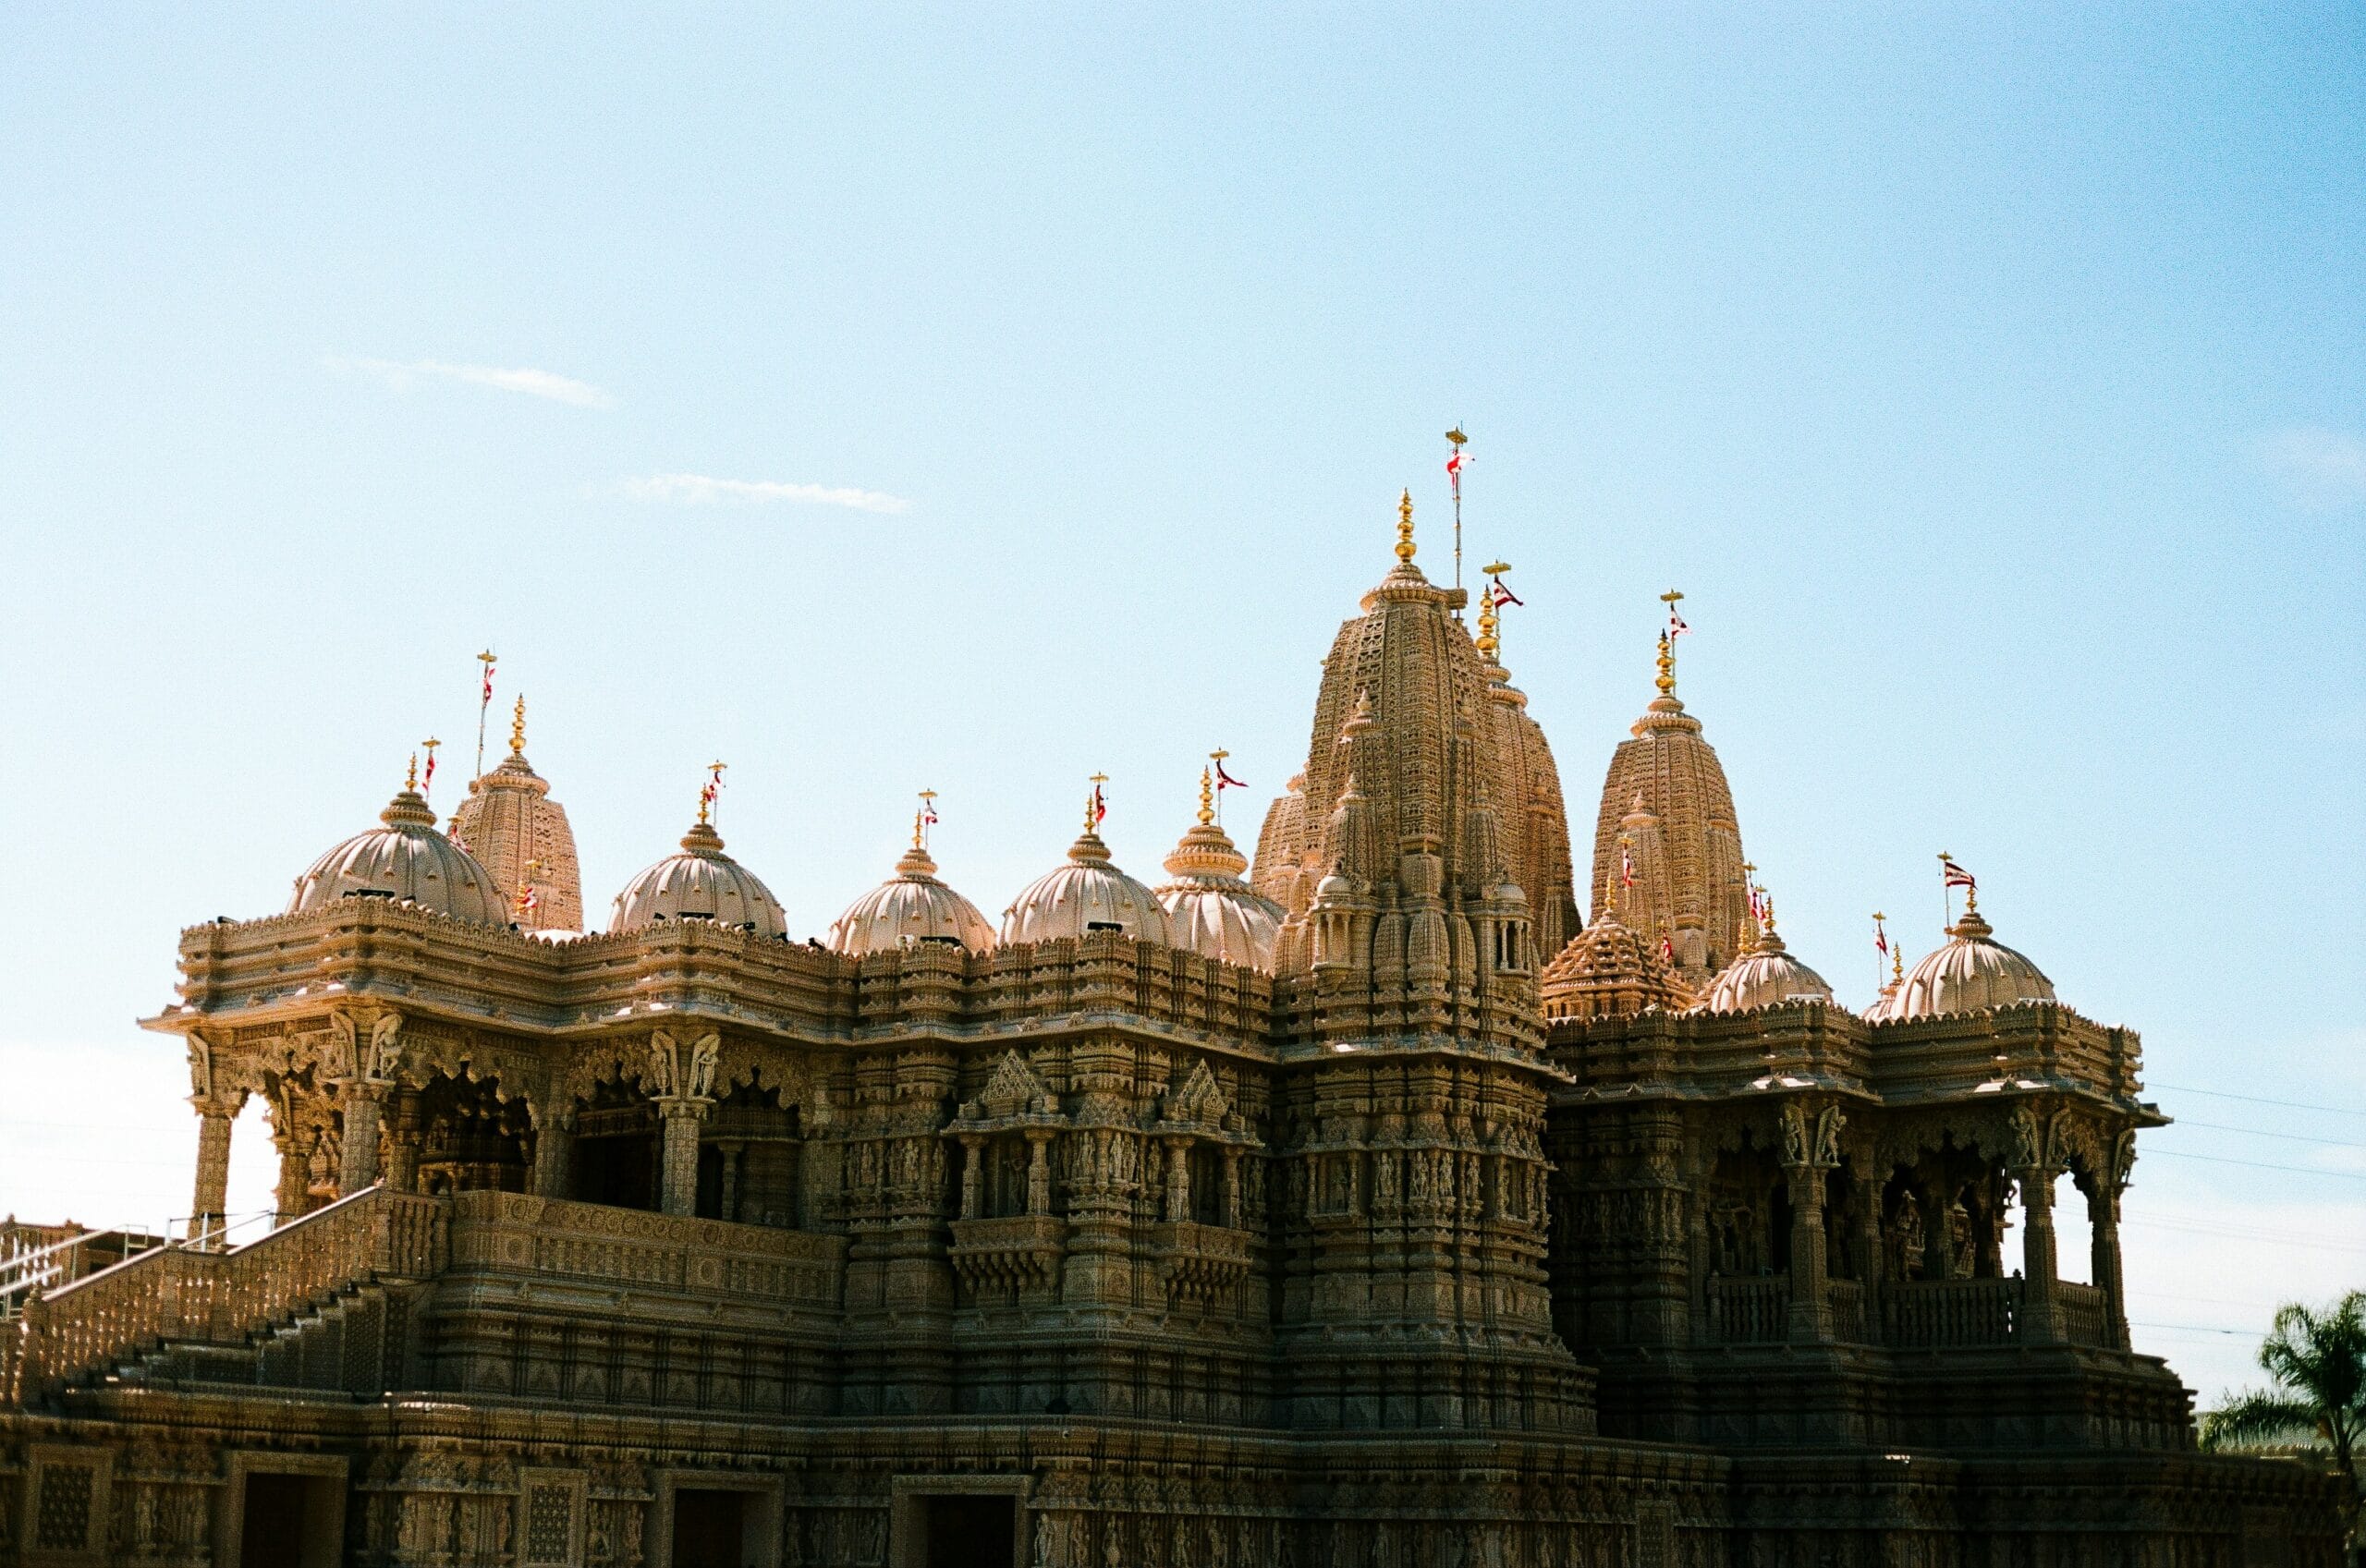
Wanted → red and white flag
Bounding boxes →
[1488,578,1523,609]
[421,750,436,794]
[1214,760,1245,792]
[923,800,939,826]
[1874,918,1889,955]
[1445,445,1470,497]
[1941,857,1976,892]
[1661,931,1676,964]
[1092,783,1107,825]
[1667,604,1690,638]
[517,884,539,916]
[1620,845,1636,890]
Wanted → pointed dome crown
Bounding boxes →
[1592,613,1749,985]
[1883,900,2055,1020]
[1156,773,1284,969]
[289,781,507,926]
[1251,492,1543,985]
[450,698,583,932]
[1540,901,1693,1021]
[1002,799,1172,947]
[828,832,995,956]
[1694,903,1835,1015]
[611,818,788,937]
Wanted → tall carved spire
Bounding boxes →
[453,699,585,933]
[1591,599,1749,988]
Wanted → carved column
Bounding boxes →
[382,1088,422,1194]
[1781,1103,1843,1343]
[656,1098,712,1217]
[273,1130,310,1225]
[1163,1137,1191,1224]
[2014,1169,2060,1344]
[531,1106,575,1199]
[335,1081,388,1195]
[189,1102,236,1243]
[957,1134,986,1218]
[2095,1132,2135,1350]
[1222,1148,1243,1227]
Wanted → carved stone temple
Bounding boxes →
[0,499,2341,1567]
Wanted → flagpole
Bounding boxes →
[1872,911,1885,997]
[473,650,496,778]
[1937,852,1952,931]
[1445,426,1469,608]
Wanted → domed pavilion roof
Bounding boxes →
[1003,803,1171,948]
[1539,898,1693,1021]
[1876,900,2055,1021]
[1155,773,1284,969]
[1693,904,1834,1015]
[288,777,507,927]
[611,818,787,938]
[828,830,995,957]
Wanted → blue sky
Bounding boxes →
[2,6,2359,1402]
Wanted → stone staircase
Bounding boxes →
[3,1185,448,1406]
[104,1277,421,1398]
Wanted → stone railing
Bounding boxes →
[1883,1276,2020,1348]
[5,1185,446,1404]
[2055,1280,2111,1347]
[1825,1278,1865,1342]
[946,1215,1067,1302]
[1148,1222,1255,1307]
[1704,1276,1790,1343]
[444,1192,844,1307]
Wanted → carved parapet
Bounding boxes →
[1147,1221,1255,1307]
[946,1214,1067,1300]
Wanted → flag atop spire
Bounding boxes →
[1445,425,1470,594]
[1089,772,1109,829]
[473,649,497,777]
[421,736,440,797]
[1210,749,1244,826]
[914,788,939,850]
[699,760,727,825]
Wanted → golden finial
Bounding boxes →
[1762,893,1778,936]
[509,695,527,755]
[1654,632,1675,696]
[1475,583,1498,659]
[405,752,419,791]
[914,788,937,850]
[1892,939,1906,985]
[1198,767,1215,827]
[1395,490,1416,564]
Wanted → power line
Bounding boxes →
[2149,1083,2366,1118]
[2163,1120,2366,1149]
[2123,1218,2366,1256]
[2144,1149,2366,1182]
[2131,1320,2259,1338]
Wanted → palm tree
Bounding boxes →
[2201,1290,2364,1555]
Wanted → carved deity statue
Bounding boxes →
[1887,1193,1924,1281]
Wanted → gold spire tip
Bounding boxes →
[405,752,418,791]
[1394,490,1416,564]
[509,695,526,755]
[1654,632,1675,697]
[1198,767,1214,827]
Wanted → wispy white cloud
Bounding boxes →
[327,355,615,409]
[2257,426,2366,511]
[616,472,913,516]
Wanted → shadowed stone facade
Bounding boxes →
[0,506,2342,1567]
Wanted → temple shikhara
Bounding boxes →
[0,493,2340,1568]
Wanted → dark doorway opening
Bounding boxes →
[238,1473,338,1568]
[672,1488,752,1568]
[924,1495,1016,1568]
[572,1088,660,1211]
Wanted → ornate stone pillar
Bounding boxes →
[957,1134,986,1218]
[1221,1148,1243,1227]
[531,1105,575,1199]
[656,1098,711,1217]
[2014,1167,2060,1344]
[1780,1103,1843,1343]
[273,1130,310,1225]
[382,1088,422,1194]
[2094,1130,2134,1350]
[1162,1136,1191,1223]
[189,1101,236,1243]
[336,1080,390,1196]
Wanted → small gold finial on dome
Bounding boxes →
[1197,767,1215,828]
[914,788,938,850]
[509,696,527,756]
[1656,590,1686,696]
[1762,893,1779,936]
[1475,580,1499,660]
[405,752,419,792]
[1395,490,1416,564]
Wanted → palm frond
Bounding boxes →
[2202,1391,2323,1453]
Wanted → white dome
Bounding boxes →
[611,820,788,938]
[1694,920,1834,1015]
[288,787,507,927]
[1002,828,1171,947]
[1155,816,1283,970]
[829,844,995,956]
[1881,905,2055,1020]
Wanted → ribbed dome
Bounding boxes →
[828,843,995,956]
[1539,902,1693,1021]
[1882,904,2055,1020]
[1002,827,1171,947]
[1155,807,1283,970]
[1694,917,1834,1015]
[288,787,507,926]
[611,820,788,938]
